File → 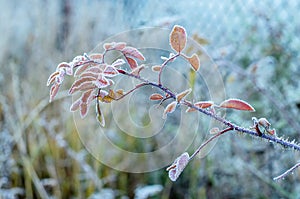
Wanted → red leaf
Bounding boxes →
[163,101,177,119]
[81,89,94,104]
[187,54,200,71]
[169,25,187,53]
[125,56,138,69]
[56,62,72,75]
[219,98,255,112]
[122,47,145,61]
[176,88,192,102]
[149,93,164,101]
[49,83,60,102]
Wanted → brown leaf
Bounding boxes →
[187,53,200,71]
[169,25,187,53]
[47,71,59,86]
[122,47,145,61]
[186,101,214,112]
[49,83,60,102]
[125,56,138,69]
[219,98,255,112]
[151,65,162,72]
[96,101,105,127]
[149,93,164,101]
[176,88,192,102]
[163,101,177,119]
[115,89,124,98]
[97,89,115,103]
[81,90,94,104]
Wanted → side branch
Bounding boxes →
[118,70,300,153]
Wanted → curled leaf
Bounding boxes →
[163,101,177,119]
[219,98,255,112]
[149,93,164,101]
[47,71,59,86]
[176,88,192,102]
[111,59,126,68]
[130,64,145,76]
[151,65,162,72]
[169,25,187,53]
[187,53,200,71]
[115,89,124,98]
[96,101,105,127]
[122,47,145,61]
[167,152,190,182]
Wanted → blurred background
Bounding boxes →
[1,0,300,198]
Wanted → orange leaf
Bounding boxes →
[122,47,145,61]
[219,98,255,112]
[176,88,192,102]
[169,25,187,53]
[125,56,138,69]
[187,54,200,71]
[149,93,164,101]
[163,101,177,119]
[194,101,214,109]
[151,65,162,72]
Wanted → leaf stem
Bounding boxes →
[158,53,180,85]
[189,127,233,160]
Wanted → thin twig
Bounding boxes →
[189,127,233,160]
[158,53,180,85]
[273,162,300,181]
